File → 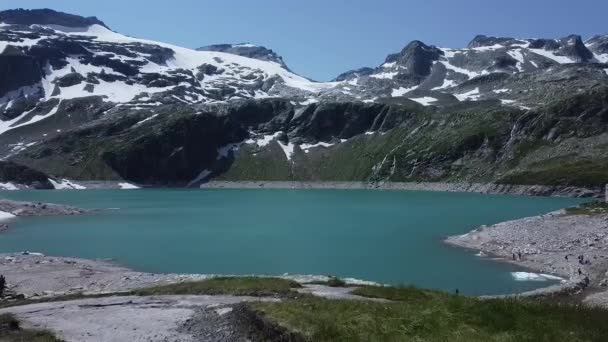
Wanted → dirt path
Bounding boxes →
[0,295,279,342]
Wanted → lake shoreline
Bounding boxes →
[3,180,600,199]
[0,253,378,299]
[0,189,599,304]
[200,181,601,198]
[445,209,608,305]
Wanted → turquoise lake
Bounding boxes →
[0,189,585,295]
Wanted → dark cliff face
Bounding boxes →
[14,99,425,185]
[0,52,43,103]
[385,41,442,77]
[0,8,108,28]
[0,160,53,189]
[10,87,608,188]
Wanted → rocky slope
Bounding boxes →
[1,8,608,191]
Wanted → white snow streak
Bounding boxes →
[49,179,86,190]
[529,49,575,64]
[118,183,139,189]
[391,86,417,97]
[454,88,481,101]
[409,97,437,106]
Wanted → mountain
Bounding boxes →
[1,8,608,192]
[197,43,290,70]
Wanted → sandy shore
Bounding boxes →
[446,210,608,305]
[201,181,600,198]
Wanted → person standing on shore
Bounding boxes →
[0,275,5,297]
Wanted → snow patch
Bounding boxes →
[299,98,319,106]
[511,272,565,282]
[246,132,282,147]
[49,179,86,190]
[493,89,510,94]
[529,49,575,64]
[370,71,398,80]
[391,86,417,97]
[0,182,18,191]
[432,79,457,90]
[300,141,334,153]
[472,44,504,51]
[278,141,295,160]
[595,53,608,63]
[454,88,481,101]
[0,211,15,221]
[409,97,437,106]
[118,183,139,189]
[507,50,525,71]
[439,61,481,79]
[134,114,159,126]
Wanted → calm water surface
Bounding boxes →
[0,189,584,295]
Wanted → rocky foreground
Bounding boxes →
[0,199,85,217]
[446,208,608,306]
[0,254,375,342]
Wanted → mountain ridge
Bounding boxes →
[0,8,607,191]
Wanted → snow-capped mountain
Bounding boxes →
[1,9,607,139]
[0,9,335,136]
[1,9,608,191]
[331,34,608,106]
[197,43,290,70]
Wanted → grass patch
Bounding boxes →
[133,277,301,297]
[498,160,608,187]
[326,277,347,288]
[352,285,442,302]
[0,313,61,342]
[566,201,608,216]
[250,286,608,341]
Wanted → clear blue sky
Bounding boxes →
[2,0,606,81]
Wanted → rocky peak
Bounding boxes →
[197,43,289,69]
[0,8,108,28]
[557,35,594,62]
[529,35,593,62]
[333,67,374,82]
[384,40,442,76]
[586,35,608,55]
[467,35,515,48]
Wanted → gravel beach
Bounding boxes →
[445,210,608,305]
[201,181,600,198]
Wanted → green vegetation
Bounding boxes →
[326,277,347,288]
[566,201,608,216]
[251,286,608,342]
[498,160,608,187]
[0,313,61,342]
[352,285,439,302]
[133,277,301,297]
